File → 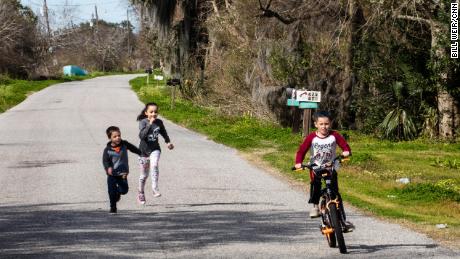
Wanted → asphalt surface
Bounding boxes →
[0,75,458,258]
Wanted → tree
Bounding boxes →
[0,0,42,77]
[51,20,134,72]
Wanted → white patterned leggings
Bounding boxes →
[138,150,161,193]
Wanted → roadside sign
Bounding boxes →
[287,99,318,109]
[296,90,321,102]
[299,102,318,109]
[154,75,164,80]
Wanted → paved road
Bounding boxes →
[0,75,458,258]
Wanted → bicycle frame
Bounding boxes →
[292,155,349,253]
[315,170,340,223]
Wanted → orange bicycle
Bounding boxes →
[292,156,350,254]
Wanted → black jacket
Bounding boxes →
[102,140,141,176]
[138,118,170,156]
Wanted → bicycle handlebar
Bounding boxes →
[291,155,349,171]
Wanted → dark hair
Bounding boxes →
[313,111,332,122]
[106,126,120,138]
[137,102,158,121]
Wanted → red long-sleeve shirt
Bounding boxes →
[295,131,351,167]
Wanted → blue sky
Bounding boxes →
[20,0,137,29]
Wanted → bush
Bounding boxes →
[394,183,460,202]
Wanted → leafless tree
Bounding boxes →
[0,0,43,77]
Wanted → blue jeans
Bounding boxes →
[107,175,129,208]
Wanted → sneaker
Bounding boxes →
[138,192,146,204]
[343,221,355,233]
[152,191,162,198]
[309,204,320,218]
[110,207,117,214]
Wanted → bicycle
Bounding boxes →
[292,155,351,254]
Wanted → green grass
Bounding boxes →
[0,72,126,113]
[130,75,460,247]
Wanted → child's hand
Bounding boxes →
[294,163,302,169]
[342,151,350,157]
[167,143,174,150]
[148,117,156,124]
[107,167,113,176]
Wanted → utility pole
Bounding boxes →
[127,9,130,58]
[43,0,51,39]
[94,5,99,29]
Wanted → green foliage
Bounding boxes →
[0,74,12,85]
[378,107,417,140]
[268,42,312,86]
[347,152,375,166]
[0,79,58,112]
[352,7,436,138]
[431,157,460,170]
[393,183,460,202]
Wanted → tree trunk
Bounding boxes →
[432,22,459,139]
[438,89,459,139]
[211,0,220,17]
[338,0,363,128]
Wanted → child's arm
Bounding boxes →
[124,140,141,155]
[295,133,315,168]
[139,119,150,140]
[102,148,113,175]
[159,120,174,150]
[332,131,351,156]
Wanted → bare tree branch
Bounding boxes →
[257,0,297,25]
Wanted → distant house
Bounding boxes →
[63,65,88,76]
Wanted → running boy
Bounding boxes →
[102,126,141,213]
[294,111,352,221]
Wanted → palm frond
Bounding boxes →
[378,107,418,140]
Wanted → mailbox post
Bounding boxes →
[145,68,153,85]
[166,78,181,110]
[286,89,321,136]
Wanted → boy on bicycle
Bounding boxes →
[294,111,353,229]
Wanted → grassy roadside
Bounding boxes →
[0,72,126,113]
[131,75,460,248]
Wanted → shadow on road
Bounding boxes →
[0,202,312,257]
[0,202,450,258]
[347,243,438,254]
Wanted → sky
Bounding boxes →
[20,0,137,29]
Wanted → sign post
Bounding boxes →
[286,89,321,136]
[145,68,153,86]
[166,78,181,110]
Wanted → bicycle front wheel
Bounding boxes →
[328,203,347,254]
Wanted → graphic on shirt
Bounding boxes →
[148,127,160,142]
[310,137,337,167]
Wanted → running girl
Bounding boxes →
[136,102,174,204]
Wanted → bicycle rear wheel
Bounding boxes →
[328,203,347,253]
